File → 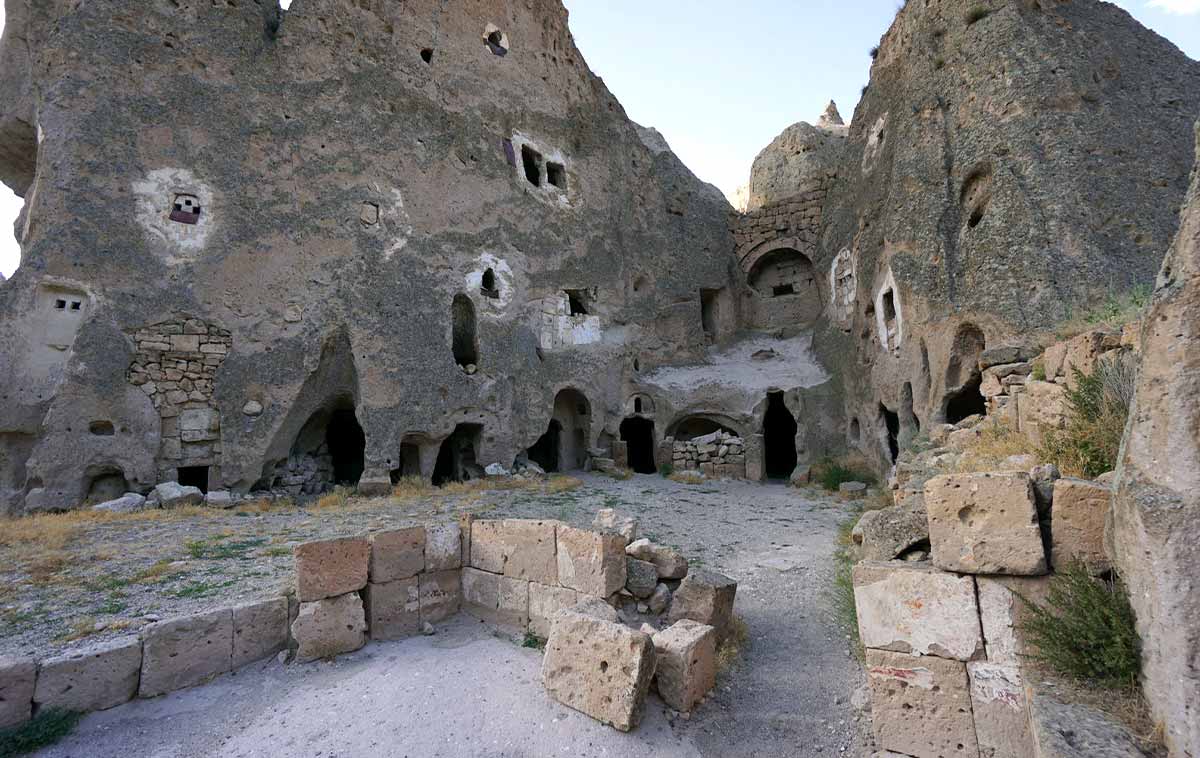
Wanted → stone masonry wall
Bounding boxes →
[667,431,747,479]
[732,175,833,266]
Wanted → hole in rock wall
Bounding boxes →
[879,404,900,464]
[421,48,434,64]
[628,394,654,416]
[279,397,365,494]
[772,284,795,297]
[749,249,816,300]
[480,268,498,299]
[327,410,366,485]
[675,417,738,441]
[632,275,647,293]
[942,323,987,424]
[390,442,422,484]
[565,289,590,316]
[89,420,116,436]
[484,27,510,56]
[620,417,657,474]
[452,294,479,370]
[178,465,210,494]
[920,339,932,395]
[169,194,201,225]
[634,398,643,414]
[849,418,861,443]
[433,424,483,485]
[87,469,129,503]
[763,392,798,479]
[961,165,993,231]
[521,145,543,187]
[902,381,921,440]
[527,420,561,472]
[700,289,721,342]
[944,378,987,425]
[546,162,567,191]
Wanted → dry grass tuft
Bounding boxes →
[954,421,1044,473]
[667,470,707,485]
[391,476,434,500]
[605,469,633,481]
[717,616,750,673]
[27,552,70,585]
[545,476,583,494]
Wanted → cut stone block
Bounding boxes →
[925,472,1048,575]
[592,508,638,543]
[34,636,142,712]
[557,526,627,597]
[626,538,689,579]
[968,662,1033,758]
[0,657,35,729]
[853,561,983,661]
[153,481,203,508]
[139,608,233,697]
[652,620,717,713]
[976,576,1054,667]
[541,610,656,732]
[865,649,980,758]
[667,568,737,642]
[1017,380,1068,446]
[370,527,425,583]
[232,597,289,669]
[469,520,507,573]
[364,578,420,641]
[625,557,659,599]
[528,582,581,638]
[852,503,930,561]
[418,569,462,624]
[461,567,529,628]
[294,536,370,602]
[424,522,462,572]
[1050,478,1111,573]
[500,519,559,585]
[291,593,368,663]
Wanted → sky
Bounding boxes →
[1,0,1198,278]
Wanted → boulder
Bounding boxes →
[364,578,420,641]
[418,569,462,624]
[648,583,672,615]
[838,481,868,495]
[625,538,689,579]
[557,526,627,597]
[0,657,35,729]
[232,597,289,669]
[865,650,979,758]
[424,522,462,572]
[667,569,737,642]
[625,558,659,599]
[152,481,203,509]
[291,593,368,663]
[203,490,234,509]
[852,561,983,661]
[1050,478,1111,573]
[33,636,142,712]
[851,503,929,561]
[541,610,656,732]
[592,508,638,543]
[294,536,370,602]
[1027,687,1154,758]
[925,472,1047,575]
[369,526,425,583]
[92,492,148,513]
[139,608,234,697]
[968,662,1034,758]
[484,462,509,477]
[652,620,717,713]
[979,346,1035,370]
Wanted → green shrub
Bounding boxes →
[1031,359,1047,381]
[521,632,545,651]
[0,709,82,758]
[658,463,674,478]
[813,458,877,492]
[1017,564,1141,688]
[1040,352,1136,478]
[826,507,865,661]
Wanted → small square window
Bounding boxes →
[547,162,567,190]
[70,301,82,311]
[55,299,66,310]
[772,284,795,297]
[521,145,542,187]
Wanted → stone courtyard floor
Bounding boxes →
[4,473,874,757]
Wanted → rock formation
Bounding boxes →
[1109,120,1200,757]
[746,101,847,213]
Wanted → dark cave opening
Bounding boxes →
[763,392,798,479]
[620,417,657,474]
[326,409,366,486]
[527,420,562,473]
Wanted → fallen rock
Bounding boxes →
[592,508,638,543]
[667,569,737,642]
[652,620,717,713]
[541,610,656,732]
[294,536,371,602]
[853,561,983,661]
[1027,686,1154,757]
[865,649,979,758]
[291,593,368,663]
[92,492,148,513]
[152,481,203,509]
[203,490,234,508]
[626,538,689,579]
[925,472,1047,575]
[648,583,672,615]
[484,462,509,476]
[839,481,868,495]
[851,503,929,561]
[625,558,659,599]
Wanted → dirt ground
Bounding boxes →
[5,473,875,757]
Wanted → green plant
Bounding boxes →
[966,6,991,25]
[1040,353,1136,478]
[869,45,880,59]
[658,463,674,478]
[1031,359,1047,381]
[1017,564,1141,688]
[185,536,268,560]
[826,506,865,661]
[521,632,545,651]
[812,458,877,492]
[0,709,82,757]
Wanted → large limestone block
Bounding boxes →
[418,569,462,624]
[968,662,1033,758]
[364,578,420,641]
[1017,380,1068,446]
[139,608,234,697]
[291,593,368,663]
[469,520,507,573]
[557,526,627,597]
[626,538,689,579]
[652,620,717,713]
[925,472,1047,575]
[461,567,529,628]
[500,519,559,585]
[424,522,462,571]
[853,561,983,661]
[370,527,425,583]
[0,657,35,728]
[541,610,656,732]
[667,569,737,642]
[851,503,930,561]
[865,649,980,758]
[528,582,581,638]
[1050,478,1111,573]
[976,576,1054,667]
[34,636,142,712]
[232,597,289,668]
[294,536,370,602]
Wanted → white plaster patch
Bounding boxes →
[967,662,1024,709]
[875,267,903,352]
[376,188,414,261]
[511,131,573,210]
[829,248,857,324]
[132,168,215,261]
[465,253,515,314]
[861,114,888,175]
[536,294,602,349]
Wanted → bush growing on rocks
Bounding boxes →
[1040,355,1137,478]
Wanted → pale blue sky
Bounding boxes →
[1,1,1197,277]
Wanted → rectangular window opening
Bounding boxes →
[70,301,82,311]
[547,162,567,190]
[521,144,543,187]
[55,299,66,310]
[772,284,795,298]
[883,290,897,322]
[178,465,210,494]
[564,289,589,316]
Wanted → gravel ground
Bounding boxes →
[7,473,875,756]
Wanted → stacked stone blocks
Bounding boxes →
[667,430,747,479]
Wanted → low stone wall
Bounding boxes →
[667,431,747,479]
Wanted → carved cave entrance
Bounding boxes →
[620,417,657,474]
[527,420,562,472]
[327,410,366,486]
[433,424,483,486]
[281,398,366,494]
[943,323,987,424]
[763,392,798,480]
[390,441,423,484]
[879,404,900,464]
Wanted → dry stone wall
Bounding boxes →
[667,430,747,479]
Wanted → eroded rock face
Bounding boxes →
[746,101,848,212]
[1109,121,1200,758]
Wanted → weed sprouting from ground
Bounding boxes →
[811,458,877,492]
[1017,563,1141,689]
[521,632,546,651]
[0,709,82,757]
[954,422,1043,473]
[1040,353,1137,478]
[717,616,750,673]
[545,476,583,494]
[1057,285,1150,338]
[826,505,865,661]
[965,6,991,25]
[668,471,706,486]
